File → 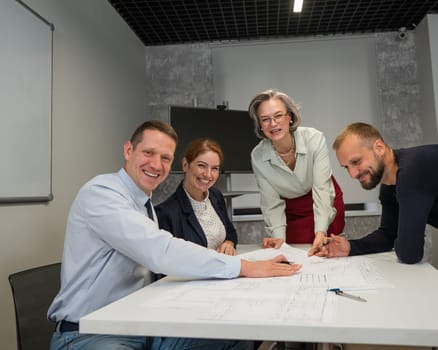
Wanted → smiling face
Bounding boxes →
[336,134,385,190]
[182,150,221,200]
[123,129,176,196]
[257,98,292,143]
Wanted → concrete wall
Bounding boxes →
[2,1,147,349]
[376,32,422,147]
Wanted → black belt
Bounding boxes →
[58,320,79,332]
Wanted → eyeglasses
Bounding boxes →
[259,112,289,126]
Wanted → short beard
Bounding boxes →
[360,161,384,190]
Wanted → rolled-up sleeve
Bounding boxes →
[252,164,287,239]
[310,132,336,233]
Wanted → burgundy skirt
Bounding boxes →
[284,176,345,244]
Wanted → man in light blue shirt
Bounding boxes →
[48,120,300,350]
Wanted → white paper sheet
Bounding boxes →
[141,245,392,324]
[239,244,393,289]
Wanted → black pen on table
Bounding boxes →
[280,260,295,265]
[320,232,346,249]
[321,237,334,247]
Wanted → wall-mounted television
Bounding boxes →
[169,105,260,173]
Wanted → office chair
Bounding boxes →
[8,262,61,350]
[260,342,317,350]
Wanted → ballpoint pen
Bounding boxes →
[327,288,367,302]
[321,239,331,247]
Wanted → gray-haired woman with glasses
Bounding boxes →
[248,89,345,256]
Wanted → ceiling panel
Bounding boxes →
[108,0,438,46]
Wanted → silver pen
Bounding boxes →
[328,288,367,302]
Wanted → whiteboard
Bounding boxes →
[0,0,53,203]
[212,36,381,206]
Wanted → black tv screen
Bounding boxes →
[169,106,260,173]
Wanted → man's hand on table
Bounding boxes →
[239,254,301,278]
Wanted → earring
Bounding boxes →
[289,120,293,125]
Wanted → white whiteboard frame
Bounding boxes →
[0,0,54,203]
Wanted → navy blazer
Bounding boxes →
[155,182,238,247]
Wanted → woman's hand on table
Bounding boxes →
[217,240,236,256]
[262,237,284,249]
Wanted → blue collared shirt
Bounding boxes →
[48,168,240,322]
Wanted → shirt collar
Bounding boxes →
[118,168,150,207]
[261,128,307,162]
[183,186,210,203]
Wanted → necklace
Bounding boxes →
[274,135,296,167]
[278,147,294,156]
[274,135,295,155]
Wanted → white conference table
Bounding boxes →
[80,245,438,347]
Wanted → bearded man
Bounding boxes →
[324,122,438,264]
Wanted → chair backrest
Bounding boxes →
[8,262,61,350]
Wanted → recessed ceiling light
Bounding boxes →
[294,0,303,13]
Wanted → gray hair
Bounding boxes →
[248,89,301,139]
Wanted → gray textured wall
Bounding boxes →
[145,33,431,258]
[376,32,422,148]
